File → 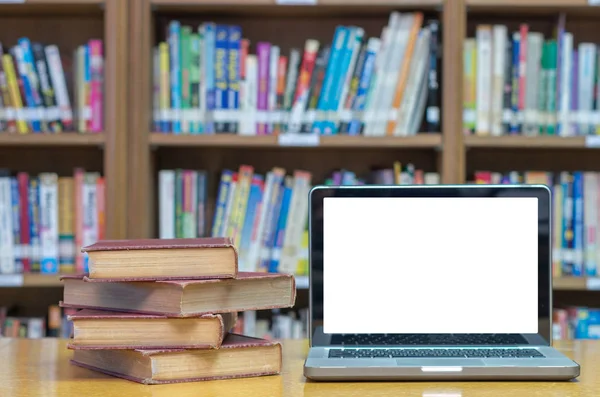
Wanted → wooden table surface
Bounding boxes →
[0,338,597,396]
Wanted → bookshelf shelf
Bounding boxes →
[149,0,443,9]
[466,0,595,7]
[0,274,61,288]
[149,133,442,149]
[464,136,600,149]
[0,134,105,147]
[554,277,600,291]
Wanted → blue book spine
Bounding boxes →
[260,180,284,272]
[588,310,600,339]
[575,308,589,339]
[84,44,91,130]
[269,182,292,273]
[227,25,241,134]
[349,39,378,135]
[214,25,229,133]
[313,26,348,134]
[12,46,40,132]
[509,33,520,134]
[168,21,182,134]
[10,178,21,272]
[211,169,233,237]
[18,38,45,131]
[204,23,216,134]
[28,178,40,272]
[572,171,584,276]
[561,173,574,275]
[327,27,358,134]
[239,176,264,263]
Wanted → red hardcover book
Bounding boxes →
[81,237,238,280]
[70,333,282,385]
[67,309,237,349]
[61,272,296,316]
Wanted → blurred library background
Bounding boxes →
[0,0,598,342]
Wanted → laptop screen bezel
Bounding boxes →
[308,185,552,346]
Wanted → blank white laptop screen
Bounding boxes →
[323,197,538,334]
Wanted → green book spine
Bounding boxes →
[180,26,192,133]
[596,50,600,135]
[190,33,201,134]
[546,40,557,135]
[538,41,548,134]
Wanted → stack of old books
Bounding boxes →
[60,237,296,385]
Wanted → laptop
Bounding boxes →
[304,184,580,381]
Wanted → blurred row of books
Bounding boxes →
[0,305,74,338]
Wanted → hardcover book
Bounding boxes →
[81,237,238,280]
[67,309,237,349]
[70,333,282,385]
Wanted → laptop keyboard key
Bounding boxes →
[328,348,546,359]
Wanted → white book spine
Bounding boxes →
[584,173,597,275]
[221,180,237,237]
[0,178,14,274]
[45,45,73,125]
[523,32,543,136]
[39,173,59,274]
[240,55,258,135]
[337,28,364,124]
[558,33,573,137]
[579,43,596,135]
[247,171,276,271]
[476,25,493,135]
[159,170,176,239]
[279,174,311,274]
[491,25,507,136]
[395,28,430,136]
[82,174,98,270]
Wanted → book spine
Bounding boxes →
[349,38,379,135]
[83,44,92,131]
[203,23,216,133]
[546,40,558,135]
[82,173,99,273]
[571,50,579,136]
[267,45,280,134]
[561,172,574,275]
[558,33,573,136]
[288,40,319,134]
[28,177,40,272]
[491,25,507,136]
[425,20,440,133]
[269,178,293,272]
[159,170,176,239]
[168,21,182,134]
[475,25,492,135]
[501,33,512,134]
[336,28,364,134]
[32,43,61,132]
[509,33,520,134]
[538,41,548,134]
[44,45,73,130]
[230,165,253,247]
[282,49,300,122]
[214,24,229,133]
[197,171,207,237]
[572,171,584,276]
[180,26,191,134]
[240,55,257,135]
[239,175,264,270]
[256,42,271,135]
[89,40,103,132]
[39,173,59,274]
[182,170,193,237]
[189,33,200,134]
[238,39,251,135]
[303,46,330,133]
[314,26,348,134]
[339,43,365,134]
[58,177,75,273]
[275,54,287,134]
[12,46,36,132]
[211,169,233,237]
[227,25,241,134]
[10,178,22,272]
[159,42,170,132]
[75,46,84,132]
[259,175,285,272]
[524,33,543,135]
[17,173,30,272]
[74,168,84,273]
[0,44,16,132]
[584,173,597,276]
[579,44,596,136]
[152,46,160,132]
[174,169,183,237]
[221,173,237,236]
[0,178,14,274]
[19,38,46,132]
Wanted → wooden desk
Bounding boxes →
[0,338,597,396]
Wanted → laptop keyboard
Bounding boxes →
[328,348,545,359]
[331,334,528,346]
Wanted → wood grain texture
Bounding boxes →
[0,134,104,146]
[0,338,597,396]
[103,0,129,239]
[441,0,465,184]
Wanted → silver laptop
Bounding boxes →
[304,184,580,381]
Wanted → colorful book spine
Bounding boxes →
[32,43,61,132]
[267,45,280,134]
[509,33,520,134]
[18,38,46,132]
[58,177,75,273]
[203,23,216,134]
[168,21,182,134]
[189,33,201,133]
[28,177,40,272]
[227,25,241,134]
[546,40,557,134]
[197,171,207,237]
[214,25,229,133]
[256,42,271,135]
[45,45,73,130]
[159,42,170,132]
[180,26,192,134]
[89,40,103,132]
[288,40,319,133]
[174,170,183,237]
[561,172,574,275]
[348,38,379,134]
[10,178,21,272]
[269,178,293,273]
[82,173,99,272]
[17,173,30,272]
[0,177,14,273]
[211,169,233,237]
[39,173,59,274]
[572,171,584,276]
[74,168,84,273]
[239,175,264,271]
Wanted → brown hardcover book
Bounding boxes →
[67,309,237,349]
[70,333,282,385]
[61,272,296,317]
[81,238,238,280]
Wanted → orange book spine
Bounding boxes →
[97,177,105,241]
[386,13,423,135]
[74,168,85,272]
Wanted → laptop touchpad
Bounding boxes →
[396,359,485,367]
